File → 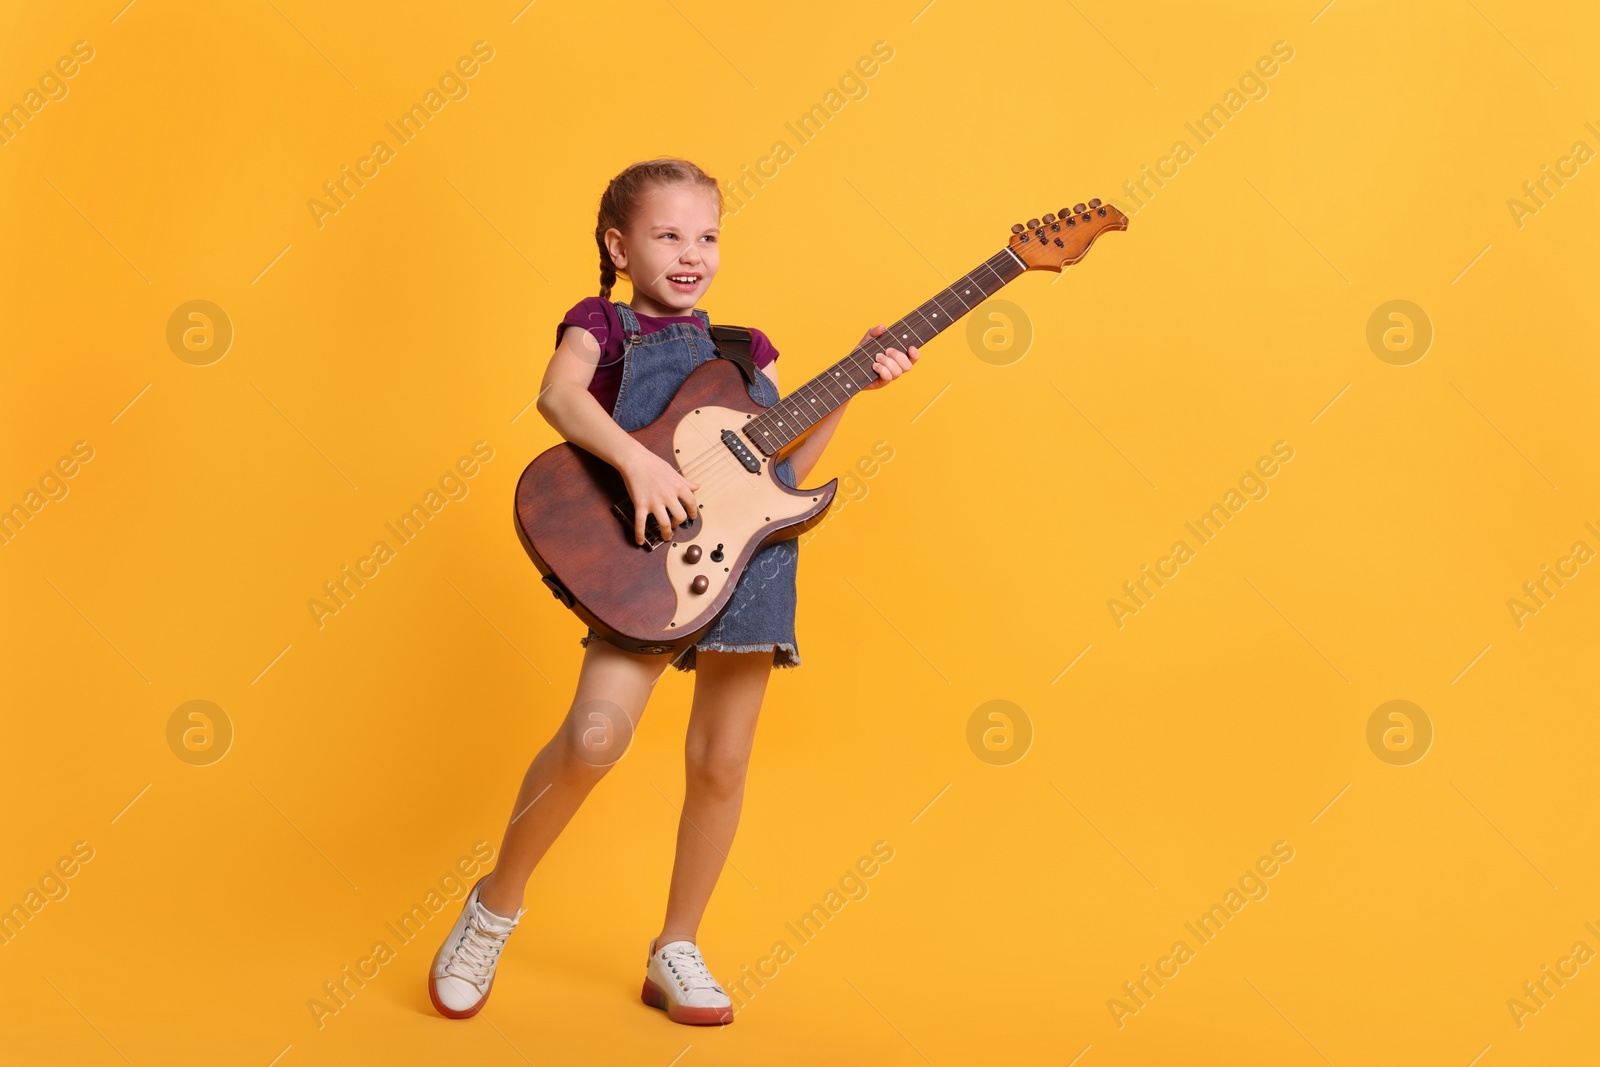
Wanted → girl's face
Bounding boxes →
[605,182,720,318]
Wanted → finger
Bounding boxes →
[635,508,647,545]
[655,504,674,540]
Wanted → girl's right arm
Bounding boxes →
[536,325,701,546]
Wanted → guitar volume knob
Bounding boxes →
[684,544,702,563]
[690,575,709,595]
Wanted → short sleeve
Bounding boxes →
[749,327,778,368]
[555,296,618,351]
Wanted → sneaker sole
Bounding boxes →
[428,874,496,1020]
[641,977,734,1026]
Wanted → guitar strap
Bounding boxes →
[707,323,761,387]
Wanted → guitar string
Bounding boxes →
[623,254,1021,535]
[668,254,1022,496]
[617,250,1027,538]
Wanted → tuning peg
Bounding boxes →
[1027,218,1040,228]
[1042,212,1056,224]
[1011,223,1025,234]
[1059,208,1070,218]
[1073,203,1087,214]
[1088,198,1102,209]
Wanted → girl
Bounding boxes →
[428,158,919,1026]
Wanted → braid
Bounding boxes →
[597,228,617,301]
[593,158,723,300]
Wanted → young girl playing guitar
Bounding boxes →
[429,158,919,1026]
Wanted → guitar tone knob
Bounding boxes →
[684,544,702,563]
[690,575,709,595]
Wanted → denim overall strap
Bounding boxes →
[612,301,710,345]
[614,301,643,351]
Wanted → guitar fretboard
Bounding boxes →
[743,246,1027,457]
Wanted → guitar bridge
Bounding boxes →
[722,428,761,473]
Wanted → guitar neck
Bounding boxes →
[744,246,1028,457]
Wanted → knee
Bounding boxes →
[556,701,635,772]
[685,743,750,798]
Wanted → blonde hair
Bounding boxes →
[594,158,722,300]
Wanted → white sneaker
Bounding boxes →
[428,874,525,1018]
[641,938,734,1025]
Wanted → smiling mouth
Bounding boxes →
[667,274,701,287]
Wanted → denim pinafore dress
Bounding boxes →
[577,301,801,671]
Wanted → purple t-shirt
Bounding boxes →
[555,297,778,415]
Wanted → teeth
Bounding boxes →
[670,275,697,283]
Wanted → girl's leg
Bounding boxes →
[653,649,772,948]
[478,638,671,917]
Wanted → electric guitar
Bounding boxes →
[513,200,1128,654]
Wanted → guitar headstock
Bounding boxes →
[1007,200,1128,272]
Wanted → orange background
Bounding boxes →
[2,1,1598,1063]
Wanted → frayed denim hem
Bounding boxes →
[578,632,800,672]
[671,641,800,673]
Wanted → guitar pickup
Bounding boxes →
[722,428,761,473]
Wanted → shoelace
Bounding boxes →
[445,906,516,987]
[660,943,725,995]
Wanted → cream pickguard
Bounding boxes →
[660,404,816,631]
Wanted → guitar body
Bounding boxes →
[513,356,838,655]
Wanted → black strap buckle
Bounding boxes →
[708,324,760,387]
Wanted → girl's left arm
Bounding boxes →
[774,324,918,484]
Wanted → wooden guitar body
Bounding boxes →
[513,356,838,655]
